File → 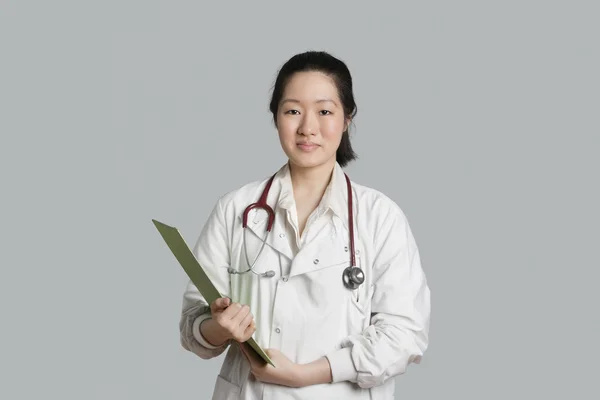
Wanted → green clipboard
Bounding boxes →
[152,219,275,367]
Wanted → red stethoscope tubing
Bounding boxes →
[242,172,356,268]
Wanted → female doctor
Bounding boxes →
[179,51,431,400]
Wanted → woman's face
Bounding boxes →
[276,71,348,171]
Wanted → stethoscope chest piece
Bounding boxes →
[342,265,365,290]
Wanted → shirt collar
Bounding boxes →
[273,161,349,224]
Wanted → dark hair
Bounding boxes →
[269,51,358,167]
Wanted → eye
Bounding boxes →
[285,109,299,115]
[320,110,332,115]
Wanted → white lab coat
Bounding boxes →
[180,162,431,400]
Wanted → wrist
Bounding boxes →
[288,363,309,388]
[200,318,231,347]
[293,357,332,388]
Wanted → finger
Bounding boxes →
[221,302,243,319]
[239,311,254,331]
[212,297,231,311]
[230,304,251,325]
[242,321,256,340]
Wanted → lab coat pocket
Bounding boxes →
[313,241,367,315]
[212,375,241,400]
[303,255,366,324]
[297,260,367,360]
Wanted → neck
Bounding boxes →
[288,159,336,196]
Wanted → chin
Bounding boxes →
[288,153,333,170]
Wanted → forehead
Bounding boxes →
[281,71,340,102]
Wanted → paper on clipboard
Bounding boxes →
[152,219,275,367]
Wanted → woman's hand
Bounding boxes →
[239,343,334,388]
[200,298,256,346]
[239,344,305,388]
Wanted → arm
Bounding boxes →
[242,203,430,389]
[199,316,230,347]
[297,357,333,386]
[325,204,431,388]
[179,197,233,359]
[239,345,333,388]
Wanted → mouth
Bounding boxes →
[297,142,319,152]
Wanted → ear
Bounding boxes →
[344,117,352,132]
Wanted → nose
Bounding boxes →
[297,113,317,136]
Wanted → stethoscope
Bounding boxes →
[227,172,365,290]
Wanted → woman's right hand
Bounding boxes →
[208,297,256,343]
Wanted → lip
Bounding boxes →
[297,143,319,152]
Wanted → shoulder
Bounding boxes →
[351,179,407,220]
[349,178,414,238]
[349,179,421,263]
[212,175,272,217]
[215,163,288,211]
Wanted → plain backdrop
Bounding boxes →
[1,1,598,399]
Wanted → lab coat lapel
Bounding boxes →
[286,163,355,278]
[243,208,294,261]
[288,216,351,278]
[236,163,294,261]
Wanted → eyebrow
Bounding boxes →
[280,98,338,106]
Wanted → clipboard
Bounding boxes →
[152,219,275,367]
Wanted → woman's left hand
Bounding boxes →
[239,343,305,388]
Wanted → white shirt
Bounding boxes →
[180,162,431,400]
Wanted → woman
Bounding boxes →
[179,51,431,400]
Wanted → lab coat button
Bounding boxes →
[275,328,281,333]
[282,277,288,282]
[279,233,285,238]
[313,259,319,264]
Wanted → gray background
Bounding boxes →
[1,1,598,399]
